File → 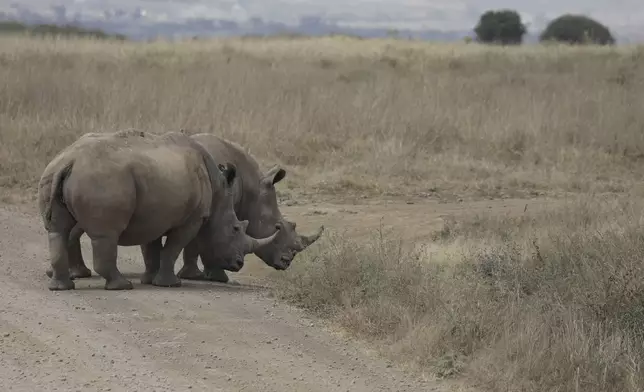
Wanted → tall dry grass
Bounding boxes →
[272,196,644,391]
[1,35,644,201]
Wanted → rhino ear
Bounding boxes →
[262,165,286,186]
[222,162,237,186]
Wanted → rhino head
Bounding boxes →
[198,163,282,272]
[246,165,324,270]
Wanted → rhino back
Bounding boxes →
[61,130,214,244]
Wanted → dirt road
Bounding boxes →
[0,197,558,391]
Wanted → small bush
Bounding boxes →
[272,197,644,391]
[474,9,527,45]
[540,14,615,45]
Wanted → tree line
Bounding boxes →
[473,11,616,45]
[0,21,126,40]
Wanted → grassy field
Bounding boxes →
[1,36,644,201]
[275,195,644,392]
[2,35,644,391]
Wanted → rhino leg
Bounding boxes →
[202,266,230,283]
[177,238,205,280]
[152,220,202,287]
[45,226,92,279]
[46,198,76,290]
[90,235,133,290]
[140,237,162,285]
[68,234,92,279]
[48,232,75,291]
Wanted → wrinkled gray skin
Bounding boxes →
[39,129,280,291]
[45,132,324,284]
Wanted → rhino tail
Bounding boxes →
[43,160,74,231]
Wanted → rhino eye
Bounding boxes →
[233,225,241,232]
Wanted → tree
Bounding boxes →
[539,14,615,45]
[474,9,527,45]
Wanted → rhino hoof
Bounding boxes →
[140,272,155,285]
[70,265,92,279]
[152,274,182,287]
[48,278,75,291]
[203,268,230,283]
[177,265,205,280]
[104,277,134,290]
[46,267,92,280]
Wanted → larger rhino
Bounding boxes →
[178,132,325,283]
[39,129,280,291]
[45,132,324,283]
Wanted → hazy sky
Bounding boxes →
[3,0,643,32]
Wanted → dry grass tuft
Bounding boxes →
[272,196,644,391]
[2,36,644,200]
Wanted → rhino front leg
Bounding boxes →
[203,266,230,283]
[152,221,202,287]
[90,235,133,290]
[177,237,205,280]
[140,237,162,285]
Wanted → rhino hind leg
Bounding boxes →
[46,199,76,290]
[48,232,75,291]
[66,225,92,279]
[90,235,133,290]
[68,237,92,278]
[140,237,162,285]
[45,230,92,279]
[152,220,203,287]
[177,238,205,280]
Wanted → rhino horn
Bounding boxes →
[247,228,280,253]
[298,225,325,250]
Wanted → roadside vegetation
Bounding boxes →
[273,195,644,392]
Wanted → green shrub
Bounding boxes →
[474,9,527,45]
[540,14,615,45]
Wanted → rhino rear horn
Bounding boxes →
[247,228,280,254]
[262,165,286,186]
[299,226,324,249]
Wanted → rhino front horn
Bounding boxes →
[300,225,325,249]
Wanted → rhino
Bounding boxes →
[39,129,280,291]
[45,132,324,283]
[177,133,325,283]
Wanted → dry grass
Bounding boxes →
[4,35,644,391]
[2,35,644,201]
[272,195,644,391]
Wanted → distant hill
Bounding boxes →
[0,20,126,40]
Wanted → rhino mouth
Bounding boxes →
[274,255,293,270]
[228,257,244,272]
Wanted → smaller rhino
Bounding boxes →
[39,129,279,290]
